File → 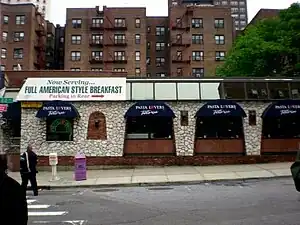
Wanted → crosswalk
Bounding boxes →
[27,196,87,225]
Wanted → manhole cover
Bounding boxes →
[93,188,119,192]
[147,187,174,191]
[56,200,84,206]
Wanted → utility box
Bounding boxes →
[49,153,58,166]
[74,152,87,181]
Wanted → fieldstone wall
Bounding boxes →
[20,101,270,157]
[20,102,129,156]
[241,102,270,155]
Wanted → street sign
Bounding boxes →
[0,98,13,104]
[0,104,7,112]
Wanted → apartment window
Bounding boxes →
[71,35,81,44]
[147,26,151,33]
[156,42,165,51]
[12,65,22,71]
[1,48,7,59]
[114,34,126,44]
[156,26,165,36]
[114,51,126,61]
[0,65,5,71]
[192,51,204,61]
[72,19,82,28]
[240,20,246,26]
[240,8,246,12]
[192,68,204,77]
[2,32,8,42]
[135,68,141,76]
[192,34,203,44]
[230,1,238,5]
[3,16,8,24]
[114,18,126,28]
[113,68,125,72]
[240,14,246,19]
[215,35,225,44]
[135,34,141,44]
[135,51,140,61]
[216,51,225,60]
[235,21,239,25]
[221,1,227,5]
[92,18,103,27]
[239,1,245,5]
[91,51,103,60]
[13,48,23,59]
[135,18,141,28]
[71,68,80,71]
[147,42,150,49]
[91,68,103,71]
[71,51,81,61]
[231,8,238,13]
[156,57,165,67]
[191,18,203,28]
[13,32,25,42]
[15,15,25,25]
[215,19,224,28]
[60,37,64,43]
[92,34,103,43]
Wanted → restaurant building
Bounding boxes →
[3,75,300,168]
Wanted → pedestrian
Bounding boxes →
[0,153,28,225]
[20,144,38,196]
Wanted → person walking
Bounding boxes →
[0,153,28,225]
[20,144,38,196]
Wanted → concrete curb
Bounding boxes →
[33,175,292,190]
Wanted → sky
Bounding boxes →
[49,0,297,25]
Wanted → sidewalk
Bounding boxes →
[8,162,293,189]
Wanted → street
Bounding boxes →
[28,177,300,225]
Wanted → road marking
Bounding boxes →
[28,211,68,216]
[33,220,87,224]
[27,199,37,204]
[28,204,51,209]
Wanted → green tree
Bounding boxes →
[216,3,300,77]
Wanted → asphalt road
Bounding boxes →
[27,178,300,225]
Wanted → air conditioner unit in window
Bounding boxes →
[14,38,19,42]
[216,57,220,61]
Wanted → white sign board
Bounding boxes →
[16,77,126,101]
[49,153,58,166]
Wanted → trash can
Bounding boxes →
[290,150,300,192]
[74,152,87,181]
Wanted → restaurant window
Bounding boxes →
[126,117,173,139]
[268,82,290,99]
[191,18,203,28]
[195,117,244,139]
[245,82,268,99]
[290,82,300,99]
[223,82,246,99]
[72,19,82,28]
[46,118,74,141]
[262,117,300,139]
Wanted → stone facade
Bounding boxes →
[20,101,270,157]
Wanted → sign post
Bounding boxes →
[49,153,59,181]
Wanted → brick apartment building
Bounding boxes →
[169,0,248,30]
[64,5,233,77]
[0,3,46,71]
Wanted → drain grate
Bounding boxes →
[147,187,174,191]
[93,188,119,193]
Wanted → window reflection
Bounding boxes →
[268,82,290,99]
[223,82,245,99]
[290,82,300,99]
[245,82,268,99]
